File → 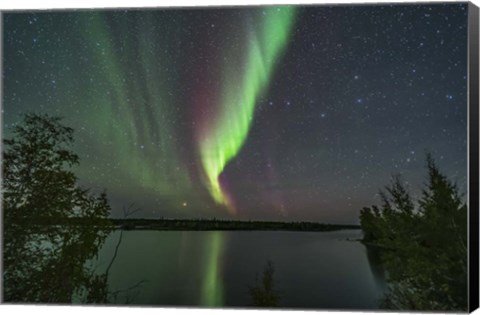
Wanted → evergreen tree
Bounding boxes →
[359,155,467,311]
[249,260,280,307]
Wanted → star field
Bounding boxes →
[2,3,468,223]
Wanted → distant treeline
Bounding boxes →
[32,216,360,232]
[111,218,360,231]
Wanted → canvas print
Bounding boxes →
[1,2,477,312]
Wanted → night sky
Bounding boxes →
[2,3,468,223]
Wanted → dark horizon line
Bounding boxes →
[110,216,359,224]
[32,216,361,231]
[109,217,361,232]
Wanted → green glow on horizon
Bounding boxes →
[199,7,296,213]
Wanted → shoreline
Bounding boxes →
[110,218,361,232]
[31,217,361,232]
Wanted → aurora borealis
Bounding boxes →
[198,7,296,213]
[3,4,468,223]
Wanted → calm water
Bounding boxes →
[93,229,387,310]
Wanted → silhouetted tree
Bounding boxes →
[2,113,111,303]
[249,260,280,307]
[359,154,467,311]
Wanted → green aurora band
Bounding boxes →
[199,7,297,214]
[76,13,193,201]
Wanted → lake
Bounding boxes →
[93,229,387,310]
